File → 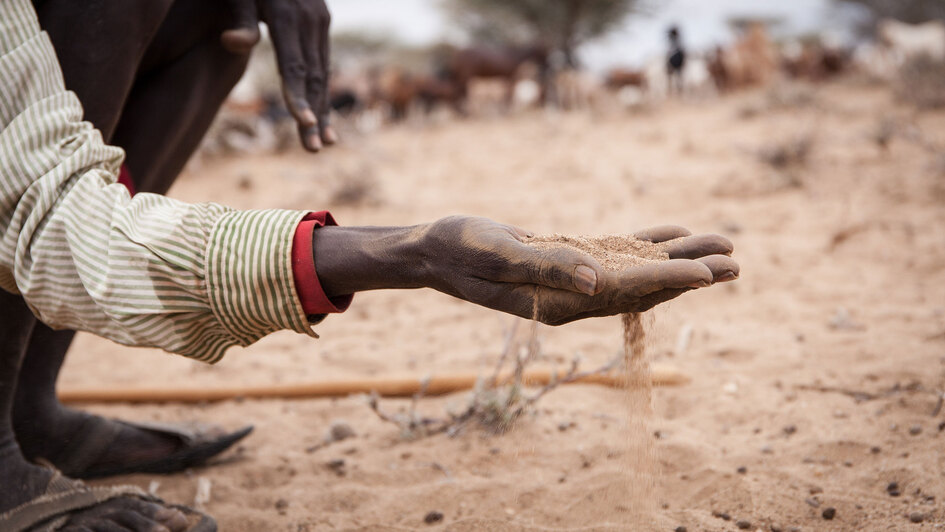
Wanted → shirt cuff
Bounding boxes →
[291,211,353,321]
[206,209,320,349]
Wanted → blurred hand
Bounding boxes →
[417,216,738,325]
[220,0,336,152]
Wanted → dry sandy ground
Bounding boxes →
[60,79,944,531]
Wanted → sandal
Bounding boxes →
[0,469,216,531]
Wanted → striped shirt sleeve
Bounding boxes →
[0,0,318,363]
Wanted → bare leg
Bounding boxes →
[14,0,249,478]
[0,294,191,530]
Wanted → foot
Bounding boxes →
[14,406,243,479]
[15,406,179,472]
[0,452,191,531]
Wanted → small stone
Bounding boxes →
[870,446,881,454]
[712,511,731,521]
[326,458,346,476]
[843,460,853,467]
[761,445,774,454]
[737,466,748,474]
[424,511,444,524]
[783,425,797,436]
[822,507,836,520]
[401,451,412,459]
[274,498,289,511]
[909,512,925,523]
[887,482,901,497]
[328,421,356,442]
[674,527,687,532]
[557,421,572,432]
[736,519,752,529]
[938,421,945,432]
[809,486,823,495]
[805,497,820,508]
[909,425,922,436]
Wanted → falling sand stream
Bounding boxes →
[527,233,668,527]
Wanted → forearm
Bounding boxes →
[311,224,431,297]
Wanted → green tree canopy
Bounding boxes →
[443,0,644,65]
[838,0,945,24]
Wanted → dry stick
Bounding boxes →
[58,368,690,404]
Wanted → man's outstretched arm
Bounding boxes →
[0,0,738,365]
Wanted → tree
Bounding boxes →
[443,0,644,66]
[837,0,945,24]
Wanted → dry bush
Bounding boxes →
[369,319,620,439]
[896,55,945,110]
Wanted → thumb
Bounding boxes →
[509,244,603,297]
[221,0,261,54]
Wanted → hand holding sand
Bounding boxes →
[312,216,738,325]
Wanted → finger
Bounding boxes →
[506,225,534,241]
[611,259,713,300]
[300,2,330,149]
[314,2,334,145]
[73,519,127,532]
[220,0,260,54]
[264,7,320,150]
[506,244,604,296]
[322,124,339,146]
[663,234,733,259]
[635,287,691,312]
[633,225,691,243]
[696,254,740,282]
[107,510,170,532]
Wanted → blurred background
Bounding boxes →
[198,0,945,154]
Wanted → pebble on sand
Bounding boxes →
[736,519,752,529]
[908,424,922,436]
[329,420,357,442]
[674,527,687,532]
[736,466,748,474]
[822,507,836,520]
[909,512,925,523]
[887,481,901,497]
[424,511,444,524]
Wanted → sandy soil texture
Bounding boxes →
[60,80,945,531]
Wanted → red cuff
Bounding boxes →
[117,163,136,196]
[292,211,353,317]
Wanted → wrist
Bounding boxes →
[312,224,429,297]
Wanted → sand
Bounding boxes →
[59,79,945,530]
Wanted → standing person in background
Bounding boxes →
[0,1,739,530]
[667,25,687,96]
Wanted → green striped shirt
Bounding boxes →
[0,0,317,363]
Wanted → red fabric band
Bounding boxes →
[117,163,136,196]
[292,211,353,317]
